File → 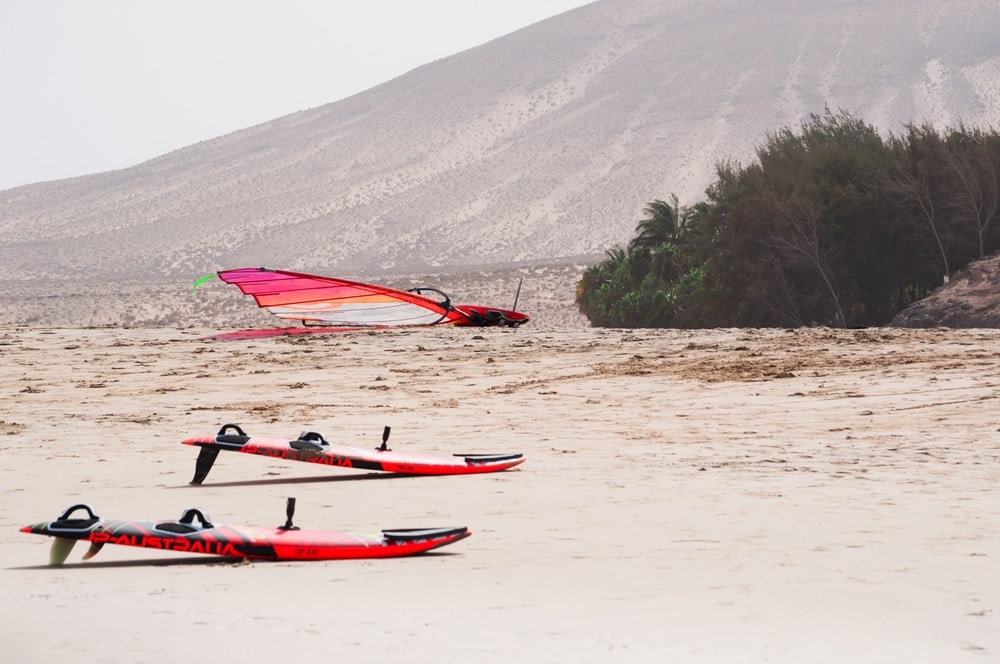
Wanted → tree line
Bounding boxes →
[576,109,1000,328]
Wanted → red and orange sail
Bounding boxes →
[212,267,529,328]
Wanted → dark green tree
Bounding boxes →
[577,109,1000,328]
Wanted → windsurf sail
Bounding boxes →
[200,267,529,328]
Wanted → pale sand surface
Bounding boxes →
[2,325,999,662]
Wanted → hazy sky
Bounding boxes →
[0,0,593,192]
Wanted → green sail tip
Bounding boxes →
[191,273,218,294]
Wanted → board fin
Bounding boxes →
[82,541,105,561]
[191,447,220,485]
[49,537,77,566]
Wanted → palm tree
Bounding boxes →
[629,195,682,251]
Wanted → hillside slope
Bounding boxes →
[892,255,1000,328]
[2,0,999,327]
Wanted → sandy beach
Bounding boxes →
[2,324,999,662]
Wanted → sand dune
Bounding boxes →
[2,324,998,661]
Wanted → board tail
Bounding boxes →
[382,526,470,542]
